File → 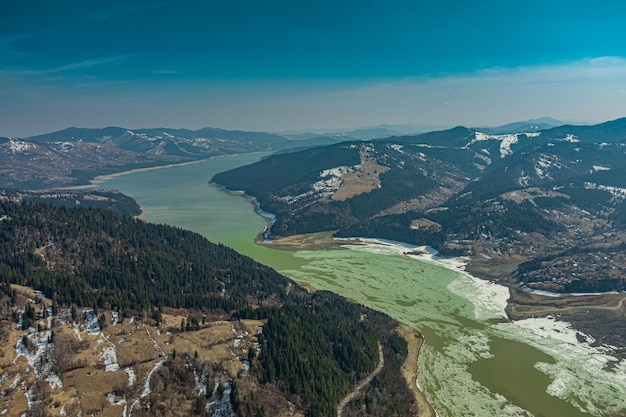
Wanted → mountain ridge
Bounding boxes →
[2,116,625,191]
[0,125,329,189]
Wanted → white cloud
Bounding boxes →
[281,56,626,128]
[473,56,626,84]
[153,69,177,75]
[0,55,129,85]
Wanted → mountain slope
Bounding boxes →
[213,138,488,238]
[211,119,626,294]
[0,199,292,311]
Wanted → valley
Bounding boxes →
[0,127,317,189]
[94,153,625,416]
[5,1,626,415]
[2,119,626,416]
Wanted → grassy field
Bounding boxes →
[0,286,266,417]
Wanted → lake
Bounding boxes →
[98,153,625,417]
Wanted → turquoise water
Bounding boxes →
[98,154,625,417]
[99,154,303,270]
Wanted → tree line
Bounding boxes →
[0,199,290,313]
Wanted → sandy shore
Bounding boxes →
[397,324,437,417]
[135,205,148,220]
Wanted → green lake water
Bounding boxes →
[98,153,625,417]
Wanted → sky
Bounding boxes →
[1,0,626,137]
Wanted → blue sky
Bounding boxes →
[2,0,626,136]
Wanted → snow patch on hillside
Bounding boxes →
[517,170,530,187]
[279,165,348,203]
[14,313,63,391]
[7,139,36,153]
[125,367,136,386]
[389,144,405,153]
[83,310,101,335]
[473,132,540,158]
[53,142,75,152]
[107,391,126,405]
[101,342,120,372]
[585,182,626,201]
[534,154,566,180]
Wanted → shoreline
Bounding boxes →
[90,158,215,186]
[397,324,437,417]
[43,158,217,193]
[255,234,444,415]
[135,205,148,220]
[53,157,224,219]
[54,152,275,192]
[336,237,626,320]
[55,161,441,416]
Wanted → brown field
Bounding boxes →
[0,286,266,416]
[260,230,354,251]
[506,287,626,319]
[332,146,389,201]
[501,187,570,203]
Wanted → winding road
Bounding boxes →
[336,341,384,417]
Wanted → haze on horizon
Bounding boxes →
[1,0,626,138]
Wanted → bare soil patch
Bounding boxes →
[501,187,570,203]
[506,287,626,319]
[332,151,389,201]
[0,293,264,416]
[260,231,357,252]
[396,324,436,417]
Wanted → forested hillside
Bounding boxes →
[213,141,486,237]
[0,200,418,416]
[212,120,626,293]
[1,188,142,217]
[0,200,291,312]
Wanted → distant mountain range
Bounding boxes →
[283,118,567,140]
[0,117,576,189]
[0,126,313,189]
[474,117,565,134]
